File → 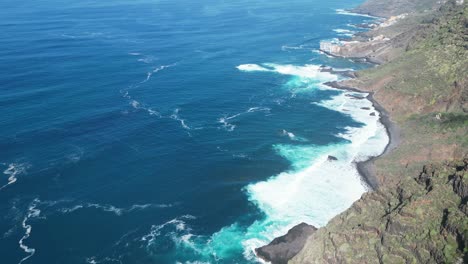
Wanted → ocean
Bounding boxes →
[0,0,388,263]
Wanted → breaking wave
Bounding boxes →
[333,28,357,37]
[141,63,388,263]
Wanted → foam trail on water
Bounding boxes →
[171,108,192,130]
[218,117,236,131]
[121,90,162,117]
[141,63,177,83]
[57,203,172,215]
[218,107,270,131]
[0,163,29,191]
[18,199,42,264]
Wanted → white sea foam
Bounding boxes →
[218,117,236,131]
[218,107,270,131]
[233,62,389,259]
[171,108,192,130]
[238,63,338,82]
[335,9,380,18]
[141,215,196,248]
[148,63,388,262]
[281,129,307,142]
[236,64,270,72]
[18,199,42,264]
[239,87,388,258]
[57,203,171,215]
[121,90,162,117]
[138,55,158,64]
[86,256,122,264]
[140,63,177,84]
[0,163,29,191]
[284,130,296,140]
[333,28,357,37]
[12,198,172,263]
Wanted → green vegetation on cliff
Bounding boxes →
[356,1,467,116]
[352,0,445,17]
[291,160,467,264]
[289,1,467,263]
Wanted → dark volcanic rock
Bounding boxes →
[370,112,376,116]
[361,107,371,110]
[345,94,366,100]
[255,223,317,264]
[328,155,338,161]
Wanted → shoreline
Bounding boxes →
[324,80,400,190]
[255,9,401,262]
[319,49,383,65]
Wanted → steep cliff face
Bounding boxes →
[285,1,468,263]
[291,160,467,264]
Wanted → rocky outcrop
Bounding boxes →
[255,223,317,264]
[319,12,434,64]
[290,160,468,264]
[320,36,391,64]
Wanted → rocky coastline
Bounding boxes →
[255,0,467,263]
[325,81,401,190]
[255,7,398,263]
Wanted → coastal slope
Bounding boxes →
[352,0,446,18]
[291,0,467,263]
[256,0,467,263]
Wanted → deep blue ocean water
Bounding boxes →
[0,1,388,263]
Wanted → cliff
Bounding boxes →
[291,1,468,263]
[291,160,467,263]
[256,0,468,263]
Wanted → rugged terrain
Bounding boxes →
[352,0,446,18]
[257,0,468,263]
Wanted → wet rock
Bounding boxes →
[255,223,317,264]
[328,155,338,161]
[345,94,366,100]
[361,107,371,110]
[370,112,376,116]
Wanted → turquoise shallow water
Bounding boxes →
[0,0,388,263]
